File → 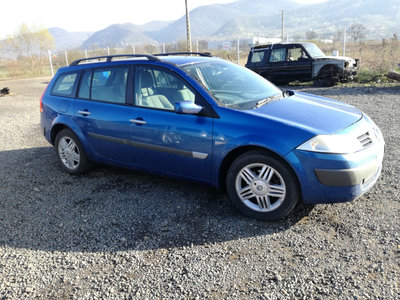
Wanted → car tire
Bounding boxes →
[226,150,299,221]
[54,129,92,175]
[313,77,337,87]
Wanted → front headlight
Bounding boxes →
[297,134,363,154]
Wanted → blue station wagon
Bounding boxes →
[40,53,384,220]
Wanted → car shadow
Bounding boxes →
[0,147,314,253]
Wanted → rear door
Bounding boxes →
[266,47,289,82]
[74,66,135,164]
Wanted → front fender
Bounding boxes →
[211,133,301,187]
[313,61,344,78]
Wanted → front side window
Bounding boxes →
[86,67,128,104]
[288,47,308,61]
[51,73,78,96]
[269,48,286,63]
[135,66,195,111]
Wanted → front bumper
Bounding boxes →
[286,141,383,204]
[284,113,384,204]
[343,67,357,76]
[314,155,381,186]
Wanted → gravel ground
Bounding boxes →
[0,77,399,299]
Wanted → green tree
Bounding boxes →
[7,23,54,75]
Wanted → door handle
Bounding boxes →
[130,118,147,125]
[78,110,91,116]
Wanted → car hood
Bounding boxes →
[248,91,362,135]
[314,55,356,63]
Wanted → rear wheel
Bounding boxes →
[226,150,299,221]
[54,129,92,175]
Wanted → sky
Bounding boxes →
[0,0,326,38]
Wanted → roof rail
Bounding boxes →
[69,54,161,66]
[154,52,213,57]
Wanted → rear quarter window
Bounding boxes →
[250,51,266,63]
[51,73,78,96]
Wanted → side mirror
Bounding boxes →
[174,101,203,114]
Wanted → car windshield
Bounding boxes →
[181,60,282,110]
[303,43,326,58]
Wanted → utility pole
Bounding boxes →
[48,49,54,76]
[281,10,285,43]
[64,50,69,66]
[185,0,192,52]
[343,27,347,56]
[237,36,240,64]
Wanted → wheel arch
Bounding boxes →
[317,64,341,78]
[51,123,72,144]
[218,146,302,198]
[49,115,87,146]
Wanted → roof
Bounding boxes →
[68,53,215,68]
[160,55,217,66]
[251,42,315,50]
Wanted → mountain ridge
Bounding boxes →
[48,0,400,51]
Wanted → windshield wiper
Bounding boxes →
[254,94,281,108]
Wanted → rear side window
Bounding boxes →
[51,73,78,96]
[269,48,286,63]
[92,67,128,103]
[250,51,265,63]
[77,67,128,104]
[78,71,92,99]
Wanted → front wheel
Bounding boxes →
[226,151,300,221]
[54,129,92,175]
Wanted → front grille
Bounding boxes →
[357,132,373,148]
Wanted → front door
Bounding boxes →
[126,65,214,182]
[285,46,313,81]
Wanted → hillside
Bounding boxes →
[48,0,400,50]
[208,0,400,40]
[147,0,303,42]
[80,23,157,49]
[47,28,90,51]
